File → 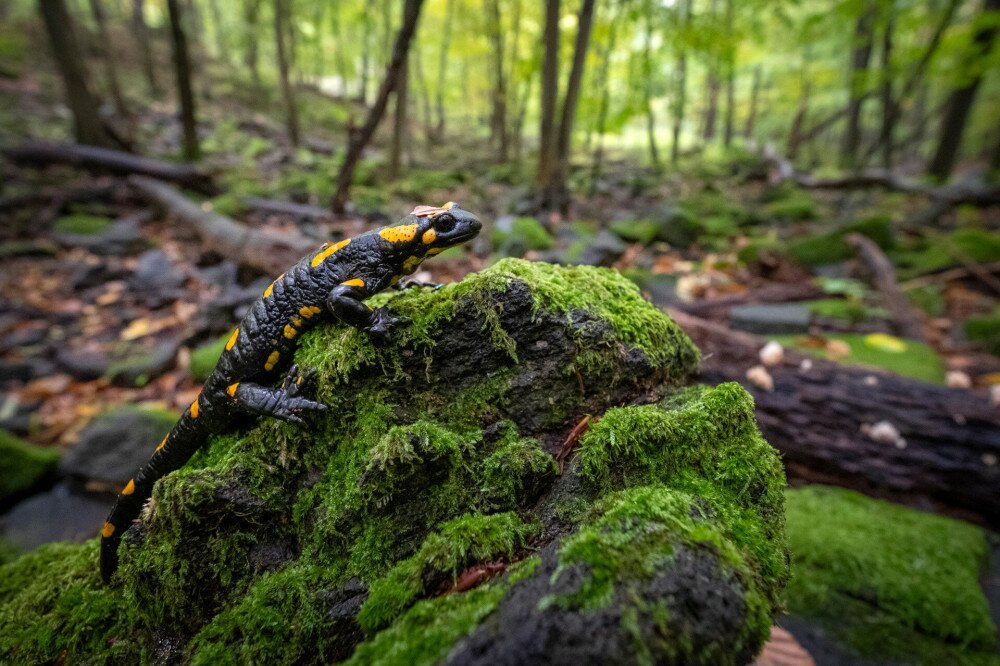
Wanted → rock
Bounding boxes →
[129,249,184,306]
[730,303,812,335]
[784,486,999,664]
[54,347,110,380]
[0,260,787,665]
[0,482,112,550]
[59,407,178,486]
[0,357,56,383]
[53,213,149,256]
[561,228,626,267]
[106,340,180,387]
[759,341,784,367]
[0,430,58,505]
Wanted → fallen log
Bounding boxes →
[129,176,315,276]
[846,233,926,341]
[677,282,824,319]
[244,196,334,222]
[668,307,1000,529]
[3,141,216,194]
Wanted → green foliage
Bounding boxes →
[964,308,1000,356]
[189,335,229,381]
[0,430,58,502]
[787,215,894,267]
[610,218,661,245]
[762,188,818,221]
[804,298,888,324]
[774,333,945,383]
[53,213,113,236]
[492,216,555,252]
[895,229,1000,279]
[785,486,998,664]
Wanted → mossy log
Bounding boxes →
[670,308,1000,529]
[0,260,788,665]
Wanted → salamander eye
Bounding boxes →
[435,214,456,232]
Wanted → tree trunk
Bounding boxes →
[241,0,262,90]
[642,1,662,170]
[744,65,761,140]
[166,0,200,160]
[537,0,561,197]
[487,0,510,163]
[433,0,455,140]
[721,0,735,148]
[332,0,425,212]
[928,0,1000,181]
[670,0,691,164]
[389,52,409,180]
[207,0,225,59]
[701,0,720,143]
[878,0,895,169]
[411,39,434,148]
[359,11,371,104]
[590,6,620,193]
[274,0,300,147]
[88,0,128,117]
[840,1,876,170]
[787,79,811,160]
[546,0,596,212]
[38,0,115,148]
[132,0,160,97]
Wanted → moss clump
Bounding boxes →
[787,215,894,267]
[773,333,945,383]
[609,218,661,246]
[896,228,1000,279]
[53,213,113,236]
[804,298,888,324]
[762,189,818,221]
[189,334,229,381]
[0,430,58,503]
[964,308,1000,356]
[492,216,555,253]
[785,486,999,664]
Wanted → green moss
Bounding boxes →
[208,193,250,217]
[359,512,539,633]
[479,423,558,510]
[493,216,555,252]
[762,189,818,221]
[0,430,58,502]
[773,333,945,383]
[787,215,894,267]
[610,218,661,246]
[804,298,888,324]
[0,541,146,664]
[964,308,1000,356]
[53,213,113,236]
[895,228,1000,279]
[785,486,998,664]
[190,334,229,381]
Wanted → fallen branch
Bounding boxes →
[846,233,926,341]
[129,176,315,276]
[669,307,1000,529]
[244,196,334,222]
[4,141,216,194]
[898,260,1000,291]
[677,282,824,319]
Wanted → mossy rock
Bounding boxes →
[785,486,999,664]
[0,430,58,504]
[492,216,554,255]
[52,213,114,236]
[0,260,788,664]
[189,335,230,382]
[895,228,1000,279]
[787,215,894,267]
[965,308,1000,356]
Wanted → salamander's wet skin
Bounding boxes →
[99,203,482,583]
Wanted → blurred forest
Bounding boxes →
[1,0,999,663]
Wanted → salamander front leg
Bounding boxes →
[230,364,326,425]
[326,283,403,342]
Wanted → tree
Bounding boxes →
[332,0,425,212]
[487,0,510,162]
[131,0,160,97]
[166,0,200,160]
[701,0,721,143]
[670,0,691,164]
[590,2,621,192]
[241,0,262,89]
[928,0,1000,180]
[537,0,561,194]
[274,0,300,146]
[744,64,762,140]
[433,0,456,139]
[389,51,409,179]
[88,0,128,117]
[642,0,662,169]
[38,0,115,148]
[721,0,735,148]
[841,1,876,169]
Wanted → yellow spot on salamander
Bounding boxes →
[156,435,168,452]
[311,238,350,267]
[291,316,303,327]
[265,351,280,371]
[390,275,401,286]
[102,522,115,538]
[122,479,135,496]
[283,324,298,339]
[299,305,322,318]
[189,398,200,418]
[402,255,423,274]
[341,278,365,288]
[440,201,456,210]
[263,273,284,298]
[226,328,239,351]
[422,228,437,244]
[379,224,418,243]
[427,247,445,255]
[227,383,240,397]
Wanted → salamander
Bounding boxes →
[99,202,481,583]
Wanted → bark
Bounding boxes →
[130,176,313,276]
[841,1,876,170]
[743,65,761,140]
[877,0,895,169]
[928,0,1000,180]
[537,0,561,195]
[642,1,662,170]
[38,0,115,148]
[411,40,434,148]
[487,0,509,162]
[701,0,721,142]
[589,6,620,193]
[721,0,735,147]
[166,0,201,160]
[4,141,216,193]
[274,0,300,147]
[207,0,225,58]
[243,197,334,222]
[433,0,455,139]
[132,0,160,97]
[787,77,810,160]
[241,0,262,89]
[331,0,425,212]
[669,308,1000,530]
[670,0,691,164]
[389,52,409,180]
[88,0,128,117]
[546,0,597,212]
[846,233,925,341]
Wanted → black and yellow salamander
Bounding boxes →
[99,202,481,583]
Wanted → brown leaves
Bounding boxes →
[753,626,814,666]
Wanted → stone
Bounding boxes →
[0,482,112,550]
[730,303,812,335]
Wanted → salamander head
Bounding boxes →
[410,201,481,251]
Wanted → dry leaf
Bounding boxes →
[753,626,815,666]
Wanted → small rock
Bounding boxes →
[59,407,177,486]
[759,341,784,367]
[54,347,110,380]
[825,339,851,361]
[865,420,904,447]
[106,340,180,387]
[730,304,811,335]
[983,453,998,467]
[746,365,774,392]
[130,249,184,306]
[0,482,112,550]
[863,375,879,386]
[571,229,627,267]
[946,371,972,389]
[990,385,1000,407]
[798,358,813,373]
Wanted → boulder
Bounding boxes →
[0,260,787,665]
[0,430,58,505]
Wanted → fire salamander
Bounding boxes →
[100,202,481,583]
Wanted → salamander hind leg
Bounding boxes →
[228,364,326,425]
[326,283,405,343]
